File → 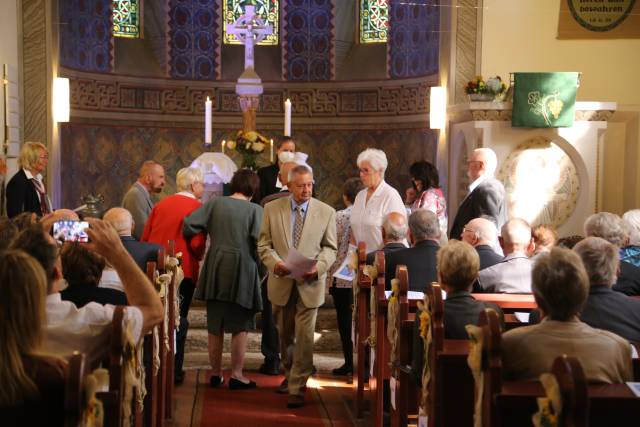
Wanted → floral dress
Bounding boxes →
[411,187,448,240]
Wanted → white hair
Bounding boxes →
[288,164,313,182]
[470,217,498,245]
[584,212,628,247]
[103,208,134,236]
[382,213,408,242]
[357,148,388,176]
[474,148,498,176]
[622,209,640,245]
[176,167,204,192]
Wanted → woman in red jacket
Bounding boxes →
[142,167,206,384]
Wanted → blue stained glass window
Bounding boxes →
[223,0,279,45]
[113,0,141,38]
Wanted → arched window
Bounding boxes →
[359,0,388,43]
[223,0,279,45]
[113,0,141,38]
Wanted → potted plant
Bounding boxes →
[227,130,269,170]
[465,76,508,101]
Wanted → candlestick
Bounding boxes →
[222,139,226,154]
[270,139,274,163]
[205,97,212,145]
[284,98,292,137]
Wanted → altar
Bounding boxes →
[446,101,617,237]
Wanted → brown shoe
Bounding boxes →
[287,394,305,408]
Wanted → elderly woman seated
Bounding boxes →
[502,246,633,383]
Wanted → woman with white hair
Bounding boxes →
[350,148,407,252]
[621,209,640,267]
[141,167,207,384]
[6,141,51,218]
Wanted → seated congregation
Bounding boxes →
[1,142,640,427]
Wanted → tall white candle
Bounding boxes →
[222,139,226,154]
[205,97,212,145]
[270,139,274,162]
[284,98,292,137]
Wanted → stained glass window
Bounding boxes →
[113,0,141,38]
[223,0,279,45]
[360,0,388,43]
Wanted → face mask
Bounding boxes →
[278,151,295,163]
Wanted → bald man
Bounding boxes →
[366,211,408,264]
[103,207,161,272]
[449,148,507,240]
[478,218,534,293]
[460,217,504,270]
[122,160,166,239]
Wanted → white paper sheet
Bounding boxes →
[626,382,640,397]
[418,415,429,427]
[333,246,357,281]
[514,312,530,323]
[384,290,425,300]
[283,247,317,281]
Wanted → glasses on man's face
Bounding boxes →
[462,227,475,234]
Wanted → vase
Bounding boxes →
[241,153,258,171]
[468,93,494,102]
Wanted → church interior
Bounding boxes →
[1,0,640,426]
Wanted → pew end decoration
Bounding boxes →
[417,286,435,423]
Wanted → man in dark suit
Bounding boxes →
[460,217,504,270]
[6,141,51,218]
[386,209,439,292]
[449,148,507,240]
[256,136,296,203]
[365,211,407,264]
[575,237,640,343]
[103,208,161,271]
[411,240,503,385]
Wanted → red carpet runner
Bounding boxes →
[193,370,329,426]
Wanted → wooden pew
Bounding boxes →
[478,309,640,427]
[164,241,177,420]
[354,241,372,418]
[369,251,390,427]
[143,261,159,427]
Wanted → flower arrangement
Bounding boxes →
[465,75,508,101]
[227,130,269,170]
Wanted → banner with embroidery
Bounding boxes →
[512,72,580,128]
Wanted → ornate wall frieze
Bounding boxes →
[67,72,435,119]
[448,102,617,123]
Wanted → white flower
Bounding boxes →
[486,77,503,94]
[252,142,265,152]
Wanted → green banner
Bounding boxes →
[512,72,580,128]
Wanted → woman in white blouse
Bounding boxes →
[350,148,407,252]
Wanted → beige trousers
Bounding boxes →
[272,286,318,396]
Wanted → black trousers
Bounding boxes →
[175,277,196,374]
[260,278,280,362]
[329,284,353,367]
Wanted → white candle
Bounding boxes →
[270,139,274,162]
[222,139,226,154]
[205,97,212,145]
[284,98,292,137]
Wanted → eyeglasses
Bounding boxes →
[462,227,476,234]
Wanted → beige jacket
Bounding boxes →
[258,196,337,308]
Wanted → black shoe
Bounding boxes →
[229,377,257,390]
[209,375,225,388]
[332,364,353,376]
[276,378,289,394]
[287,394,305,409]
[174,370,186,385]
[259,359,280,376]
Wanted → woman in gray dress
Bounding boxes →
[183,169,263,390]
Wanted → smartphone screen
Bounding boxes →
[53,220,89,243]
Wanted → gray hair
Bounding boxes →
[382,213,408,242]
[622,209,640,245]
[357,148,388,176]
[473,148,498,175]
[573,237,619,287]
[103,207,134,236]
[584,212,628,247]
[288,164,313,182]
[176,167,204,192]
[468,217,498,245]
[409,209,440,242]
[501,218,532,247]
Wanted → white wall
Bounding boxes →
[0,0,21,180]
[480,0,640,213]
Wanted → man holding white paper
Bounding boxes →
[258,164,337,409]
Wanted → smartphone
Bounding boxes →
[53,220,90,243]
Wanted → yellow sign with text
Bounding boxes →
[558,0,640,39]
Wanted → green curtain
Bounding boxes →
[512,72,580,128]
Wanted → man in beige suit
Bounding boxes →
[258,164,337,408]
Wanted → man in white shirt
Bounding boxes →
[478,218,534,293]
[449,148,507,239]
[11,219,163,358]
